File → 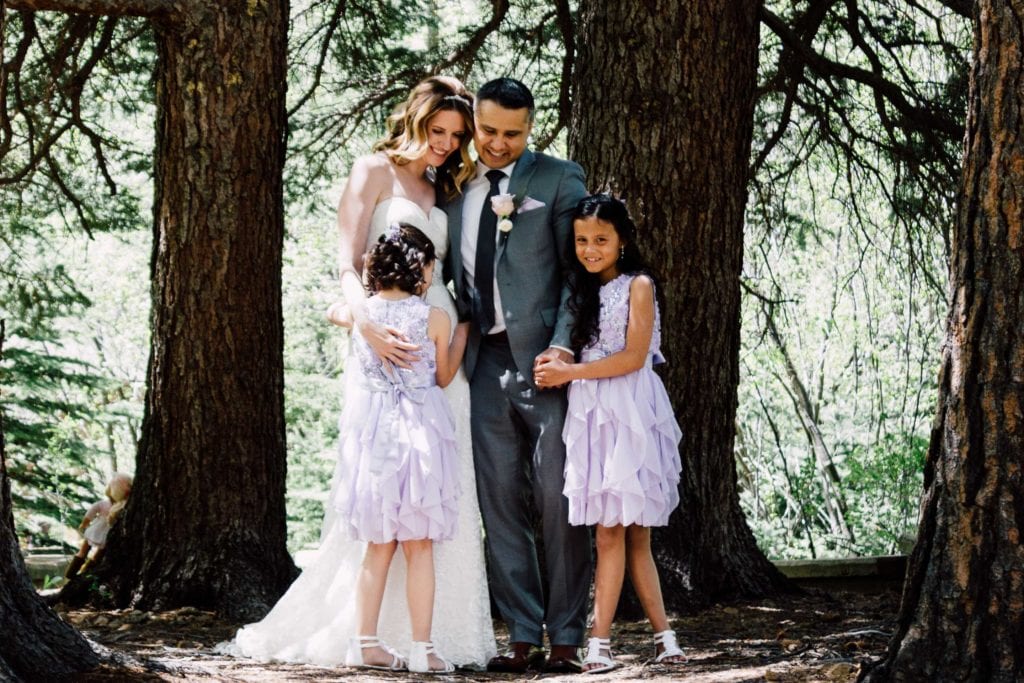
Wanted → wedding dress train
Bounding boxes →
[222,197,496,668]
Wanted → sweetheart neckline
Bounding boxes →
[374,195,445,220]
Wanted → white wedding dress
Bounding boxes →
[222,197,496,668]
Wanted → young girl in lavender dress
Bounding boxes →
[533,194,686,674]
[328,223,469,674]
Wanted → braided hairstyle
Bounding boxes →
[364,223,436,295]
[567,194,654,352]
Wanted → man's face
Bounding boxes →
[473,99,533,168]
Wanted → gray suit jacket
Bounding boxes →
[446,148,587,384]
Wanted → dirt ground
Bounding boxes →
[59,582,897,682]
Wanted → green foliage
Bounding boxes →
[1,227,112,546]
[842,434,927,555]
[1,0,969,562]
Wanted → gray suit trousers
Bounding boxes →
[470,333,592,646]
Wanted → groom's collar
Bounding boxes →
[476,159,517,179]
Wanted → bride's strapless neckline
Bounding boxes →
[374,195,445,220]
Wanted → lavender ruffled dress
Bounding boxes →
[562,273,683,527]
[333,294,460,542]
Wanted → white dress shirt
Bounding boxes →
[461,160,516,334]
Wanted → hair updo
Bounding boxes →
[364,223,436,295]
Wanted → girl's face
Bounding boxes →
[574,215,622,283]
[424,110,468,168]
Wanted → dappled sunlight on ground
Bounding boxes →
[62,588,895,681]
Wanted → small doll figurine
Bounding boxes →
[65,472,133,578]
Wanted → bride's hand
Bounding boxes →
[360,318,420,369]
[326,302,353,328]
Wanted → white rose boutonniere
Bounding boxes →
[491,193,516,237]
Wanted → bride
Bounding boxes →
[225,76,496,668]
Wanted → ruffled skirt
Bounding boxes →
[562,367,682,527]
[333,382,460,542]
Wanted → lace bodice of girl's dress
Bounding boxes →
[582,273,664,364]
[354,296,437,387]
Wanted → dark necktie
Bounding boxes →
[475,169,505,333]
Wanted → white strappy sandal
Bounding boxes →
[345,635,407,671]
[582,636,617,674]
[408,640,455,674]
[653,629,687,663]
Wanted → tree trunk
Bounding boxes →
[569,0,794,609]
[862,2,1024,680]
[0,323,100,681]
[97,1,296,620]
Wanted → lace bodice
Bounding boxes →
[353,296,436,388]
[582,273,665,365]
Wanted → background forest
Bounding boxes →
[1,0,967,561]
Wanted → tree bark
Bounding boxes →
[0,323,100,682]
[92,1,296,620]
[862,2,1024,681]
[569,0,794,608]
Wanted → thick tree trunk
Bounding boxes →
[97,1,296,620]
[0,324,100,681]
[569,0,793,608]
[862,2,1024,681]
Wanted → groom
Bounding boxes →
[446,77,592,674]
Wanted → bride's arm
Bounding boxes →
[337,155,420,366]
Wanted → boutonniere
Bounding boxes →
[491,194,547,242]
[491,193,516,238]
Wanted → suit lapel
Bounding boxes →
[447,192,466,289]
[497,149,537,264]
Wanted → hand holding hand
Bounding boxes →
[535,346,573,365]
[534,356,574,388]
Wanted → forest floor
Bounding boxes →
[60,582,897,682]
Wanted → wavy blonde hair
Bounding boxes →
[105,472,133,525]
[374,76,475,199]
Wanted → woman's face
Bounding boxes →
[424,109,468,167]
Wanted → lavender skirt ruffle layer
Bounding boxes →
[333,383,460,543]
[563,367,682,527]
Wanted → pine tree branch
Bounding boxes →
[5,0,175,17]
[760,5,962,139]
[432,0,509,81]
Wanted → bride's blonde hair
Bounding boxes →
[374,76,475,199]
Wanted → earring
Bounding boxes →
[619,245,625,260]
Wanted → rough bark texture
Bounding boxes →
[97,1,296,620]
[863,2,1024,681]
[569,0,793,608]
[0,324,100,681]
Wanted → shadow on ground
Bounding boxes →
[60,585,896,682]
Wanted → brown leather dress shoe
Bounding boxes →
[487,643,547,673]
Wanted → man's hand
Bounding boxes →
[533,347,574,388]
[535,346,573,365]
[534,356,574,388]
[360,318,420,369]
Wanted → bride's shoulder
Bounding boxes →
[350,152,396,180]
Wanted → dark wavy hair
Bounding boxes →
[567,194,655,352]
[364,223,436,295]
